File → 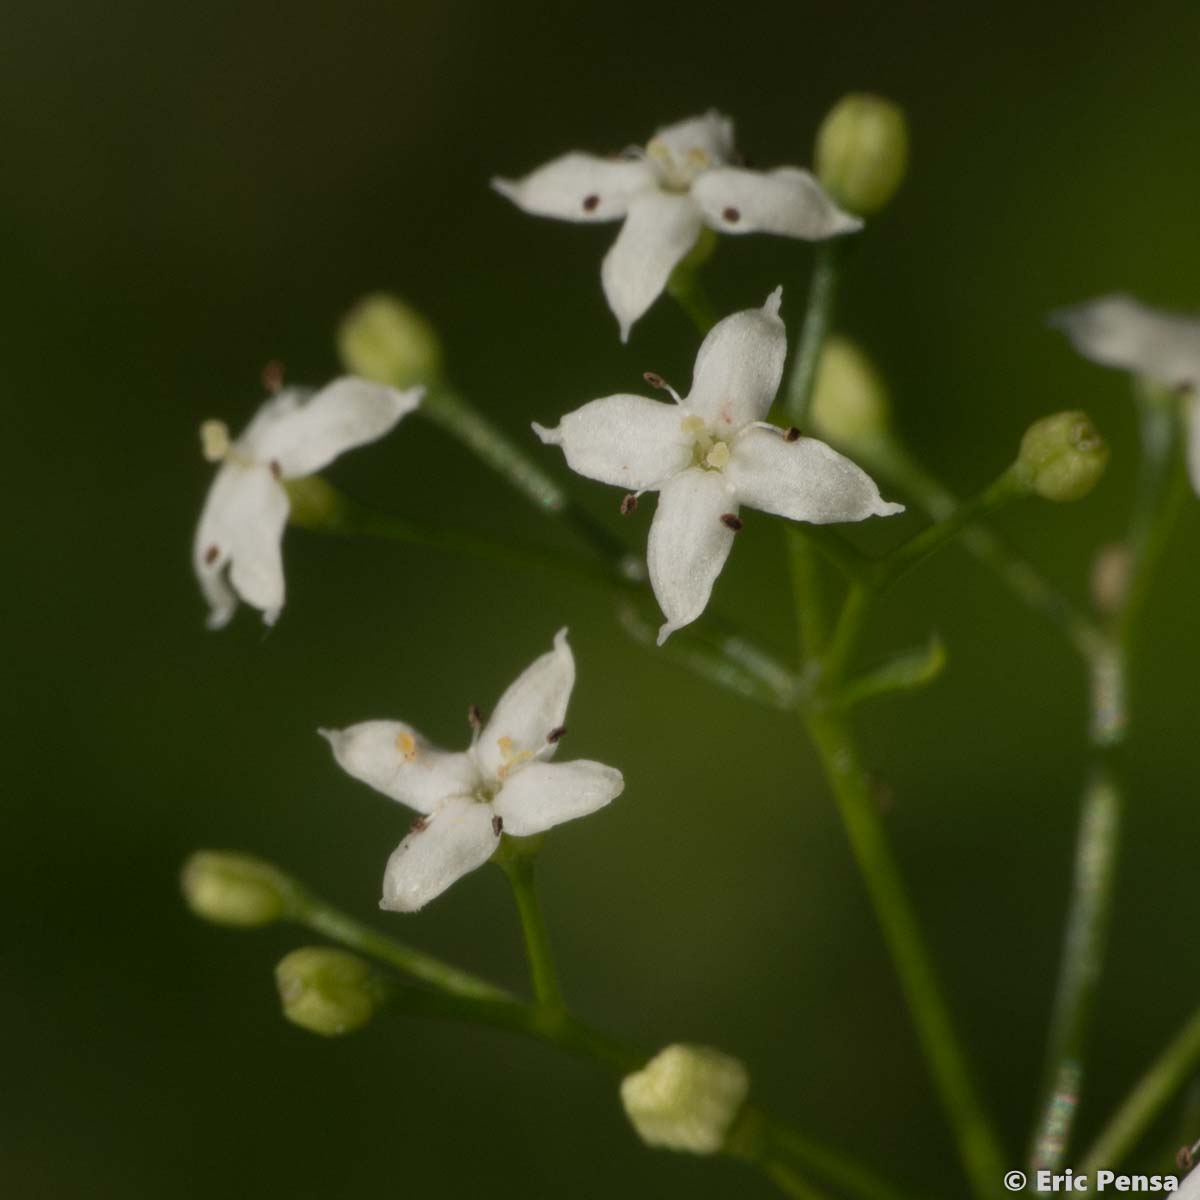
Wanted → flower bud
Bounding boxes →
[337,292,443,390]
[181,851,293,928]
[809,335,891,447]
[275,947,382,1037]
[620,1044,750,1155]
[283,475,350,531]
[815,93,909,216]
[1016,411,1109,502]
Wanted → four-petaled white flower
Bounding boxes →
[194,377,422,629]
[1052,294,1200,493]
[494,110,861,341]
[534,289,904,644]
[321,629,624,913]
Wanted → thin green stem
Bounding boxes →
[785,241,841,427]
[801,707,1008,1199]
[289,887,512,1004]
[667,264,720,334]
[787,527,829,659]
[760,1160,837,1200]
[1079,1008,1200,1176]
[500,849,566,1014]
[821,581,873,685]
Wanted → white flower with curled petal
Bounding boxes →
[193,377,421,629]
[321,629,624,913]
[534,289,904,643]
[493,111,861,341]
[1051,294,1200,494]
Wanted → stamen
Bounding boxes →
[495,734,534,779]
[705,442,731,470]
[720,513,743,531]
[269,459,282,479]
[681,415,707,435]
[643,371,682,403]
[784,426,802,442]
[395,731,417,761]
[492,815,504,837]
[199,420,231,463]
[409,816,429,834]
[582,194,600,212]
[547,725,567,744]
[261,359,285,394]
[467,704,483,730]
[620,493,639,516]
[203,544,220,566]
[722,206,741,223]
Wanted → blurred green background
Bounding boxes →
[5,0,1200,1195]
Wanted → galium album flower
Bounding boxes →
[534,290,904,643]
[1052,294,1200,492]
[494,111,861,340]
[193,377,421,629]
[322,629,624,913]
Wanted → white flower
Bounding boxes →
[194,377,421,629]
[321,629,624,913]
[1052,294,1200,493]
[534,289,904,643]
[493,110,861,341]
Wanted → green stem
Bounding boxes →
[1079,1008,1200,1176]
[801,706,1008,1199]
[500,849,566,1013]
[785,241,841,427]
[666,264,719,334]
[787,527,829,659]
[760,1159,838,1200]
[290,887,512,1004]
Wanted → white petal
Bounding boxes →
[320,722,481,814]
[685,289,786,433]
[493,760,625,837]
[380,797,499,912]
[1189,395,1200,497]
[492,153,656,222]
[602,191,703,342]
[692,167,862,239]
[193,464,290,627]
[476,629,576,780]
[647,468,737,644]
[1050,295,1200,387]
[728,427,904,524]
[247,378,421,478]
[650,111,736,167]
[533,394,693,490]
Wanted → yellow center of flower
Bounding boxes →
[681,415,730,472]
[646,138,711,191]
[495,735,534,780]
[395,731,417,761]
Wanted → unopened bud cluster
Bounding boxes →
[620,1044,750,1155]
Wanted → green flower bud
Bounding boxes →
[620,1044,750,1155]
[181,851,293,928]
[809,335,892,447]
[337,292,443,390]
[1016,411,1109,502]
[815,93,909,216]
[283,475,350,531]
[275,947,382,1037]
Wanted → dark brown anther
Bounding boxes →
[492,815,504,837]
[269,459,282,479]
[643,371,667,390]
[410,816,429,835]
[467,704,483,730]
[204,544,220,565]
[720,513,743,531]
[261,359,285,394]
[722,206,741,223]
[620,493,638,516]
[784,426,802,442]
[547,725,567,744]
[1177,1146,1193,1172]
[582,194,600,212]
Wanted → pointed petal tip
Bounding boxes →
[553,626,571,649]
[655,622,675,647]
[531,421,562,445]
[878,500,906,517]
[763,286,783,320]
[491,176,518,202]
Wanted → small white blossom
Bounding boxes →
[494,111,861,341]
[1052,294,1200,494]
[534,290,903,643]
[321,629,624,913]
[620,1044,750,1155]
[193,377,421,629]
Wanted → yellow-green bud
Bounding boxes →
[275,947,382,1037]
[181,851,292,928]
[620,1044,750,1155]
[337,292,443,389]
[1016,411,1109,502]
[815,93,909,216]
[283,475,350,531]
[809,335,891,447]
